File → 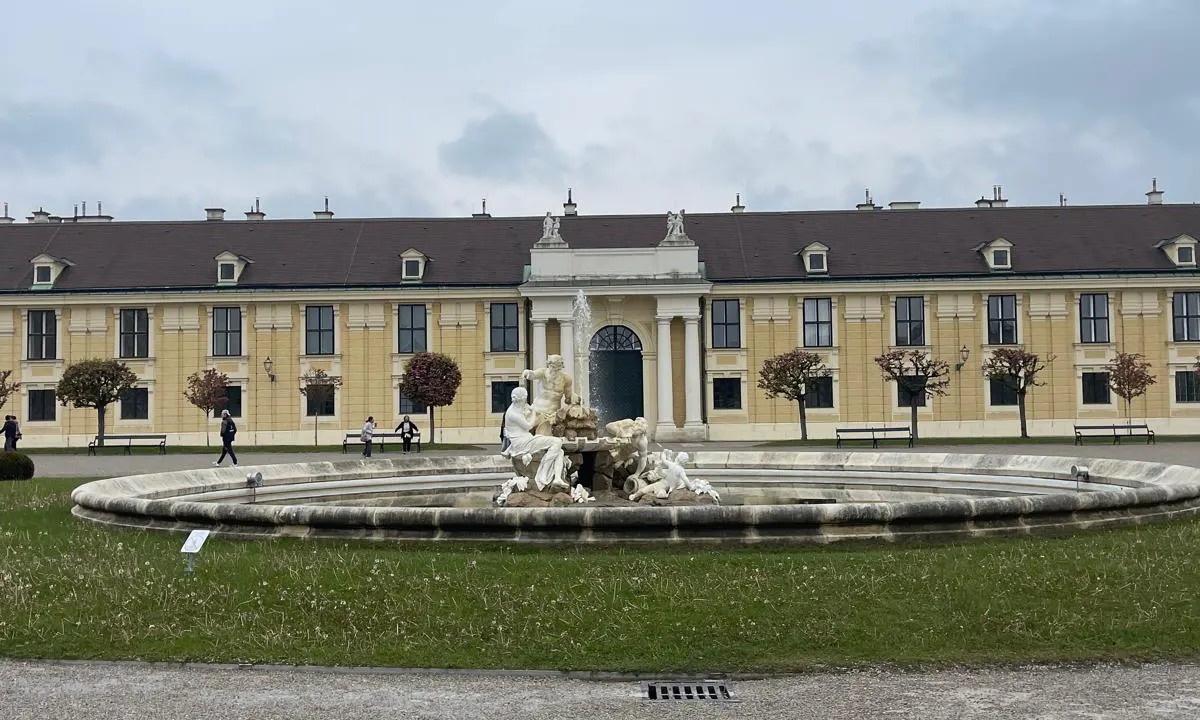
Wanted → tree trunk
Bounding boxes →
[1017,391,1029,438]
[314,411,319,447]
[96,405,107,447]
[428,405,436,446]
[205,411,211,447]
[797,398,809,441]
[910,397,920,444]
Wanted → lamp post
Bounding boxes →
[954,345,970,372]
[263,356,276,382]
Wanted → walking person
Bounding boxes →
[395,414,418,453]
[213,410,238,466]
[11,417,20,450]
[2,415,15,452]
[361,416,376,457]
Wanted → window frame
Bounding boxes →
[894,296,925,347]
[897,377,928,408]
[490,380,520,414]
[28,389,56,422]
[304,305,336,356]
[489,302,519,353]
[988,377,1019,406]
[26,309,56,361]
[1081,372,1111,405]
[1175,371,1200,403]
[1078,293,1110,344]
[213,386,243,418]
[218,262,236,281]
[710,299,741,349]
[305,387,337,417]
[1172,292,1200,342]
[396,304,428,354]
[802,297,833,348]
[120,387,150,420]
[212,307,243,357]
[34,265,52,284]
[398,392,427,415]
[118,308,150,359]
[986,294,1018,345]
[804,376,834,409]
[712,377,742,410]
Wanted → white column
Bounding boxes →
[683,316,702,428]
[531,319,547,370]
[655,316,675,434]
[559,319,576,400]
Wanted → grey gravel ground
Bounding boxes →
[3,660,1199,719]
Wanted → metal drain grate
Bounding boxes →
[646,681,732,701]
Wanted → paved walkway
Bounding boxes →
[3,659,1198,719]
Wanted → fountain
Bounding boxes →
[571,289,592,417]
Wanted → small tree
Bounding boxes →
[56,359,138,448]
[981,348,1055,439]
[183,368,230,446]
[299,369,343,447]
[399,352,462,445]
[874,349,951,443]
[1106,352,1156,424]
[0,369,20,414]
[757,349,831,441]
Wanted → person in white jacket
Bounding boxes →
[361,416,376,457]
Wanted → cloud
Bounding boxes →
[0,101,142,167]
[438,110,566,183]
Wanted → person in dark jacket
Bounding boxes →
[213,410,238,466]
[395,415,418,453]
[2,415,16,452]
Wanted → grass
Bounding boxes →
[758,435,1200,447]
[2,478,1200,672]
[18,443,479,455]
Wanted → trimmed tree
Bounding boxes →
[874,349,951,443]
[399,352,463,445]
[981,348,1055,439]
[299,369,343,447]
[1106,352,1156,424]
[757,349,831,441]
[183,368,231,446]
[56,359,138,448]
[0,369,20,414]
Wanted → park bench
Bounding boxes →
[342,429,421,453]
[1073,423,1155,445]
[834,426,914,448]
[88,434,168,455]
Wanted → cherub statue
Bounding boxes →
[629,449,691,501]
[604,416,650,478]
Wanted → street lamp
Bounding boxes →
[263,356,276,382]
[954,345,970,372]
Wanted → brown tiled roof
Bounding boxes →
[1,204,1198,292]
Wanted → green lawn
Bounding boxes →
[759,435,1200,447]
[2,478,1199,672]
[18,442,479,455]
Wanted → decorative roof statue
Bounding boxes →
[535,211,566,247]
[660,209,693,246]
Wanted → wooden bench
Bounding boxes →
[835,426,914,448]
[1074,423,1156,445]
[342,430,421,453]
[88,434,168,455]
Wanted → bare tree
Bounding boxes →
[874,349,951,443]
[757,349,831,441]
[0,369,20,415]
[183,368,231,446]
[981,348,1055,438]
[299,369,344,447]
[1106,352,1156,424]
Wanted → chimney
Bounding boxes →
[1059,193,1068,207]
[472,198,491,218]
[313,196,334,220]
[731,193,745,213]
[1146,177,1164,205]
[205,207,226,221]
[856,188,878,211]
[976,185,1008,208]
[562,188,577,216]
[77,200,113,223]
[0,202,12,225]
[28,208,52,223]
[888,201,921,210]
[244,197,266,221]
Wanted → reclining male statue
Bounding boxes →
[500,386,570,492]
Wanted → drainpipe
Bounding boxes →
[699,300,709,426]
[523,298,534,396]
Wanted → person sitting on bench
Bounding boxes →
[395,415,419,453]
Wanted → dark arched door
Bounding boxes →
[589,325,645,427]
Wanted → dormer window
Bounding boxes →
[400,248,429,282]
[992,249,1010,268]
[808,253,826,272]
[1157,234,1198,268]
[976,238,1013,271]
[214,251,253,285]
[29,253,74,290]
[219,263,236,281]
[796,241,829,275]
[1181,247,1195,264]
[34,265,52,284]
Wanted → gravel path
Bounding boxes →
[3,660,1199,719]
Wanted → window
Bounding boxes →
[1172,292,1200,342]
[403,259,422,279]
[305,305,335,355]
[119,308,149,359]
[894,296,925,347]
[28,390,55,422]
[1082,372,1111,404]
[26,310,56,360]
[34,266,52,284]
[397,304,427,353]
[120,387,149,420]
[218,262,236,281]
[1181,246,1195,264]
[808,253,826,272]
[897,378,927,407]
[1079,293,1109,344]
[489,302,519,352]
[711,299,741,349]
[987,295,1018,345]
[213,386,242,418]
[399,393,426,415]
[1176,371,1200,403]
[803,298,833,348]
[992,249,1010,268]
[712,378,742,410]
[212,307,242,357]
[804,376,834,409]
[491,380,519,413]
[305,388,336,416]
[989,378,1019,406]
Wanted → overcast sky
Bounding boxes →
[1,0,1195,221]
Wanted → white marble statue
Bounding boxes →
[494,476,529,505]
[666,209,686,238]
[604,416,650,479]
[500,386,570,492]
[522,354,574,435]
[541,212,561,241]
[627,449,720,503]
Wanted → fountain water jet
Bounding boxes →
[571,289,592,412]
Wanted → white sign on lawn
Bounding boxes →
[180,529,211,554]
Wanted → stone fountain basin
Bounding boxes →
[70,451,1200,546]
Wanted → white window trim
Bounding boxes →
[299,384,341,424]
[1074,291,1113,346]
[1077,367,1117,411]
[800,296,836,349]
[977,238,1014,271]
[33,264,53,285]
[891,380,935,417]
[708,372,748,414]
[392,302,431,355]
[300,303,342,357]
[208,304,249,359]
[888,294,929,348]
[399,248,428,282]
[709,298,744,350]
[395,383,429,421]
[113,307,155,360]
[487,376,522,416]
[22,385,60,425]
[1167,366,1200,411]
[1167,290,1200,344]
[1156,234,1198,268]
[801,372,839,415]
[486,301,523,355]
[799,241,829,275]
[982,377,1020,413]
[983,293,1024,347]
[115,383,154,427]
[208,384,247,423]
[23,308,61,362]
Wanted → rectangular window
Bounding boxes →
[894,296,925,347]
[1172,292,1200,342]
[898,378,928,407]
[28,389,56,422]
[712,378,742,410]
[489,302,519,352]
[989,378,1019,406]
[212,307,242,357]
[34,265,51,284]
[26,310,56,360]
[118,308,149,359]
[1082,372,1111,405]
[1176,371,1200,403]
[399,393,427,415]
[305,388,336,416]
[711,299,741,349]
[397,304,427,354]
[305,305,335,355]
[218,262,236,281]
[987,294,1018,345]
[491,380,519,413]
[120,387,149,420]
[1079,293,1110,344]
[212,386,242,418]
[803,297,833,348]
[804,376,834,409]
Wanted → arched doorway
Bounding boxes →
[589,324,645,427]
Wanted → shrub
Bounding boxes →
[0,452,35,481]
